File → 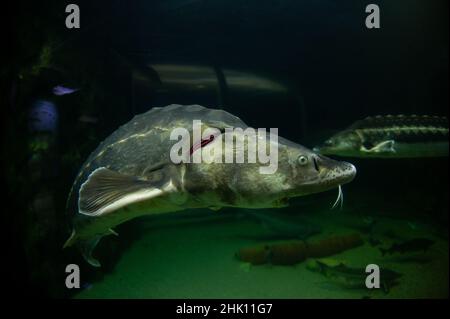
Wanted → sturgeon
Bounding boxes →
[314,115,448,158]
[64,104,356,266]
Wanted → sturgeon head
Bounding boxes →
[181,130,357,209]
[313,130,364,157]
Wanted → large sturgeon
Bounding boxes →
[64,104,356,266]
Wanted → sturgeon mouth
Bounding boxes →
[288,160,356,202]
[323,161,356,210]
[321,162,357,185]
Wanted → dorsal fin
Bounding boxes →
[348,115,448,130]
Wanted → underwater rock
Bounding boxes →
[270,241,309,265]
[236,233,363,266]
[236,245,271,265]
[306,233,364,258]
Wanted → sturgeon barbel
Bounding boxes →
[314,115,449,158]
[64,104,356,267]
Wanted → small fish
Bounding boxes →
[307,259,402,293]
[53,85,79,96]
[314,115,449,158]
[380,238,435,256]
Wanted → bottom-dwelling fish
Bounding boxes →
[380,238,435,256]
[307,259,402,293]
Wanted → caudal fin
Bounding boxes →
[63,230,102,267]
[78,236,103,267]
[63,228,119,267]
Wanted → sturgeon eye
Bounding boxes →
[298,155,308,166]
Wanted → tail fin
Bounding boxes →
[63,230,102,267]
[78,236,103,267]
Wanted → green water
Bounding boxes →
[74,209,448,299]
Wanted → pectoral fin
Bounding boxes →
[362,140,395,154]
[78,167,170,216]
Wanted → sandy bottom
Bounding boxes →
[75,210,448,299]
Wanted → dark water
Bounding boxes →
[4,0,448,298]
